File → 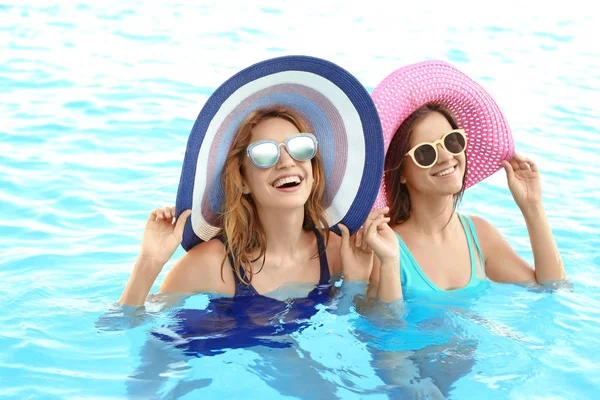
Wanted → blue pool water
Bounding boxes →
[1,2,600,399]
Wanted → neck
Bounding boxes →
[255,205,308,259]
[405,191,458,236]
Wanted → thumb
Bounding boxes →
[174,209,192,239]
[502,160,515,185]
[338,224,350,249]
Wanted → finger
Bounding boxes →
[364,216,390,249]
[167,206,175,221]
[369,207,389,218]
[365,217,381,241]
[375,217,391,231]
[160,208,169,220]
[174,209,192,239]
[518,160,531,171]
[359,223,371,251]
[372,216,390,231]
[512,152,525,161]
[338,224,350,249]
[502,160,515,184]
[362,208,388,229]
[363,217,382,251]
[365,207,389,224]
[509,156,521,171]
[159,208,169,221]
[355,227,363,249]
[527,159,539,172]
[148,209,158,221]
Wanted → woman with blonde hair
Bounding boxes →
[118,56,400,307]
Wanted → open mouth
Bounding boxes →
[272,175,303,189]
[433,166,456,177]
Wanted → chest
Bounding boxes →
[247,254,322,294]
[401,233,473,290]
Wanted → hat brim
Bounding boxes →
[371,60,515,210]
[176,56,384,251]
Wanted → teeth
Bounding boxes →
[435,166,455,177]
[273,176,301,188]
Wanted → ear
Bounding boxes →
[241,182,251,194]
[400,175,407,184]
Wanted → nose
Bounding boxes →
[436,143,453,164]
[276,144,295,169]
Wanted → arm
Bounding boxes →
[472,210,564,285]
[119,256,169,307]
[361,207,403,302]
[521,204,565,283]
[471,215,536,283]
[480,154,566,285]
[376,255,402,302]
[118,207,191,307]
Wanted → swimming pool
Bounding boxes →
[1,1,599,399]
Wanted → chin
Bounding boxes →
[265,191,311,210]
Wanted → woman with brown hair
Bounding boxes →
[368,60,566,299]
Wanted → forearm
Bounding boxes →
[377,257,402,302]
[118,257,166,307]
[522,204,566,283]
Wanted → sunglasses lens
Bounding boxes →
[414,144,437,167]
[287,136,316,161]
[445,131,466,154]
[249,142,279,168]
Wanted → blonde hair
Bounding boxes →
[220,106,329,284]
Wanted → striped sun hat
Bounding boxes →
[176,56,384,251]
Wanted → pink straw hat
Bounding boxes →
[372,60,515,210]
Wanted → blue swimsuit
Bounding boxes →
[226,230,331,297]
[396,214,487,293]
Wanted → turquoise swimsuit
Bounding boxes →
[397,214,487,293]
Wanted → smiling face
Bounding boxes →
[220,106,329,286]
[402,111,466,196]
[384,104,468,225]
[241,117,314,210]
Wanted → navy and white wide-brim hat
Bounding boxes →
[176,55,384,251]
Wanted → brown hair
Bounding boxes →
[220,106,329,284]
[384,104,468,225]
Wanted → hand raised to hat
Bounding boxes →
[360,207,399,264]
[339,208,399,281]
[140,206,191,266]
[502,154,543,212]
[338,223,374,282]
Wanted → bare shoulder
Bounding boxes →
[467,214,535,283]
[469,214,493,230]
[325,232,342,275]
[468,214,500,241]
[159,238,236,296]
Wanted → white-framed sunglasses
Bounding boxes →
[246,133,318,168]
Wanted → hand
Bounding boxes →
[140,206,191,265]
[361,207,400,264]
[502,154,543,211]
[339,224,373,281]
[338,208,394,281]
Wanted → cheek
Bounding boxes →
[304,162,314,184]
[403,163,422,182]
[243,166,267,189]
[458,153,467,169]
